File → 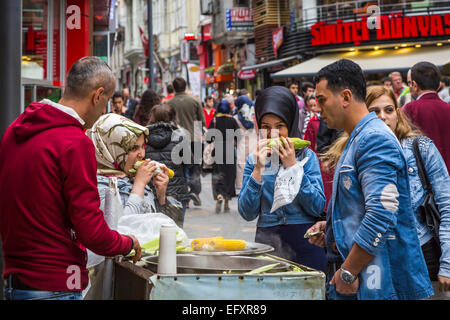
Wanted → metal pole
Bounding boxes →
[0,0,21,138]
[0,0,21,300]
[147,0,154,90]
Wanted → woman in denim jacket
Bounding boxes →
[238,86,327,272]
[365,86,450,297]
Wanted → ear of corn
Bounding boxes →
[190,237,225,250]
[208,239,247,251]
[129,160,174,178]
[267,137,310,150]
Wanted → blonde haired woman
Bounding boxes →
[320,86,450,298]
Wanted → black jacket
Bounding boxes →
[145,122,191,202]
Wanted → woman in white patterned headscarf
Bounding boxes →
[86,113,175,216]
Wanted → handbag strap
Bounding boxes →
[412,138,432,194]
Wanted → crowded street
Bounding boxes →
[1,0,450,311]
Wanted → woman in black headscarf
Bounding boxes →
[207,99,240,213]
[237,86,327,272]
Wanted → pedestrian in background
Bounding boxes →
[162,84,175,103]
[167,77,205,207]
[238,86,327,272]
[208,99,239,213]
[203,96,216,129]
[111,91,126,115]
[145,104,191,227]
[297,82,315,138]
[133,88,161,126]
[303,94,322,153]
[402,61,450,173]
[308,59,432,300]
[122,87,139,120]
[234,93,257,193]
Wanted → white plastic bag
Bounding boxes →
[270,157,309,213]
[86,177,123,269]
[117,213,188,246]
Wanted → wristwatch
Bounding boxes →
[340,267,358,284]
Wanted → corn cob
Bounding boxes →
[190,237,224,250]
[129,160,175,178]
[208,239,247,251]
[267,137,310,150]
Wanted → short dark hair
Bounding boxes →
[287,81,298,89]
[301,82,315,94]
[314,59,366,102]
[411,62,440,91]
[64,56,115,98]
[441,76,450,87]
[112,91,124,101]
[255,89,261,97]
[166,84,174,94]
[204,95,213,102]
[381,77,391,84]
[172,77,187,93]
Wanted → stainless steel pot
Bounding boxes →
[142,254,291,274]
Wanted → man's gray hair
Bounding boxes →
[224,94,234,104]
[64,56,115,98]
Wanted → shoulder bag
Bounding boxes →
[412,138,441,245]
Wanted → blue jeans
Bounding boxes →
[4,288,82,300]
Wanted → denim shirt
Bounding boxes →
[330,112,433,300]
[401,136,450,278]
[238,147,325,227]
[97,175,157,215]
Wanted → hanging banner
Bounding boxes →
[138,26,149,57]
[187,63,201,99]
[272,26,284,58]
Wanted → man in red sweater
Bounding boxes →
[402,61,450,173]
[0,57,141,300]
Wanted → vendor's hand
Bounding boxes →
[306,221,326,248]
[273,136,296,169]
[330,269,359,295]
[135,159,157,186]
[153,169,169,205]
[438,275,450,292]
[128,234,142,264]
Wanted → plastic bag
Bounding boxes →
[270,157,309,213]
[117,212,188,246]
[86,177,123,269]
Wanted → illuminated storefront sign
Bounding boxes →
[311,13,450,46]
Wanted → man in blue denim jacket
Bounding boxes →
[311,59,433,299]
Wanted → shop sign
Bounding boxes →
[226,8,254,32]
[206,75,216,84]
[311,13,450,46]
[272,27,284,58]
[202,24,211,41]
[238,69,257,80]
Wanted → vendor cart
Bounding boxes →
[107,251,326,300]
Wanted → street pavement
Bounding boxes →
[182,173,257,242]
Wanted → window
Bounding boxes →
[22,0,61,81]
